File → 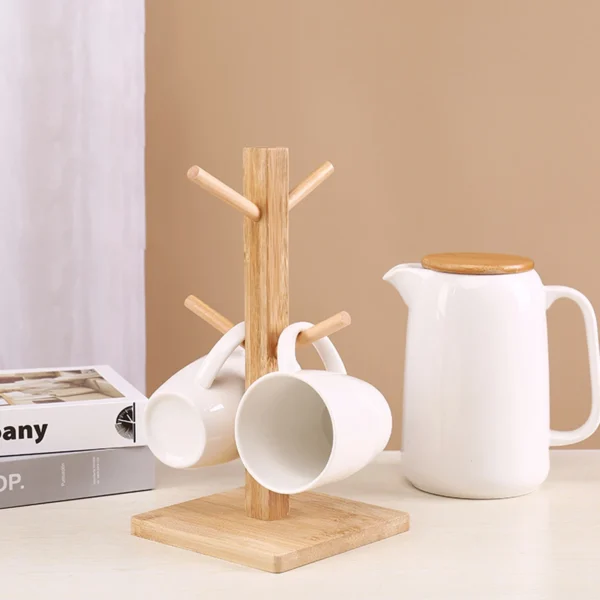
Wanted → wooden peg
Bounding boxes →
[288,161,334,210]
[297,311,351,345]
[184,295,245,348]
[184,295,234,334]
[187,165,261,221]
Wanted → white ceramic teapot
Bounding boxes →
[384,253,600,499]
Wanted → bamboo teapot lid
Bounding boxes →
[421,253,534,275]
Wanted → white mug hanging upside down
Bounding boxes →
[235,322,392,494]
[145,323,246,469]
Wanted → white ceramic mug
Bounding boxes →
[235,322,392,494]
[145,323,245,468]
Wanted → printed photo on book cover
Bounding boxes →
[0,369,123,406]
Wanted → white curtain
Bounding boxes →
[0,1,145,391]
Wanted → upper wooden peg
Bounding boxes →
[288,161,334,210]
[187,165,261,221]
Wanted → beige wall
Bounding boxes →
[146,0,600,449]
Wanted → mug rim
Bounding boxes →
[235,371,341,495]
[146,390,207,469]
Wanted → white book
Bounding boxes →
[0,365,147,456]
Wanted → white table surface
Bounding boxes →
[2,450,599,599]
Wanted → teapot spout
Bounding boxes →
[383,263,427,307]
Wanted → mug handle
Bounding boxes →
[195,322,246,389]
[277,321,347,374]
[546,286,600,446]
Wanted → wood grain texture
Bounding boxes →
[422,253,535,275]
[131,487,409,573]
[187,165,260,221]
[184,295,235,335]
[296,311,351,345]
[288,161,334,210]
[243,148,290,520]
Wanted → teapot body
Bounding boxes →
[402,268,550,498]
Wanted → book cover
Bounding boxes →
[0,365,148,456]
[0,446,155,509]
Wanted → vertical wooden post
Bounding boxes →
[243,147,290,520]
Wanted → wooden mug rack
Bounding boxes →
[132,148,409,572]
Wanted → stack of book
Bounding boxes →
[0,365,154,508]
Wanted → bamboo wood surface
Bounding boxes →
[185,295,350,348]
[184,295,235,335]
[243,147,290,520]
[422,252,535,275]
[131,487,410,573]
[187,165,260,221]
[288,161,334,210]
[296,310,351,345]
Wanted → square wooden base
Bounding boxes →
[131,487,409,573]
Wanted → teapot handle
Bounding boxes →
[546,286,600,446]
[277,322,347,374]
